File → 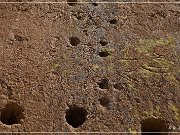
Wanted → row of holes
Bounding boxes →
[67,0,127,130]
[66,105,169,135]
[0,0,170,133]
[68,2,116,128]
[69,37,108,47]
[0,100,169,134]
[98,78,125,91]
[69,37,110,57]
[68,0,118,57]
[66,0,168,133]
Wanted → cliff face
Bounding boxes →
[0,0,179,134]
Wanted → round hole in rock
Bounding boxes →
[110,19,118,24]
[134,97,141,103]
[98,97,110,107]
[65,105,87,128]
[0,102,24,125]
[97,79,109,89]
[92,2,98,6]
[141,118,168,135]
[67,0,78,6]
[98,50,110,57]
[76,15,82,20]
[69,37,80,46]
[99,40,108,46]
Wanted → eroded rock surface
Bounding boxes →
[0,0,179,134]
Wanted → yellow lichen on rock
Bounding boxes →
[128,128,137,135]
[136,38,175,55]
[168,103,180,120]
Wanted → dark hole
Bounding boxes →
[69,37,80,46]
[149,13,156,18]
[97,79,109,89]
[77,16,82,20]
[99,40,108,46]
[98,97,110,107]
[65,105,87,128]
[67,0,78,6]
[134,97,141,103]
[92,2,98,6]
[110,19,118,24]
[74,12,83,20]
[98,50,110,57]
[141,118,168,135]
[88,15,92,20]
[83,30,88,36]
[0,102,24,125]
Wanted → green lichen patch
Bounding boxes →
[128,128,137,135]
[52,63,59,69]
[168,103,180,120]
[92,64,100,72]
[119,38,179,87]
[136,38,175,55]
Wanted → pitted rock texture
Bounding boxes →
[0,0,179,134]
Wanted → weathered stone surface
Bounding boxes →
[0,0,179,134]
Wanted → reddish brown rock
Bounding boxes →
[0,0,179,134]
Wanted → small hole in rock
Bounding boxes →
[65,105,87,128]
[99,40,108,46]
[67,0,78,6]
[98,50,110,57]
[141,118,168,135]
[83,29,88,36]
[134,97,141,103]
[97,79,109,89]
[77,16,82,20]
[110,19,118,24]
[0,102,24,125]
[92,2,98,6]
[98,97,110,107]
[69,37,80,46]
